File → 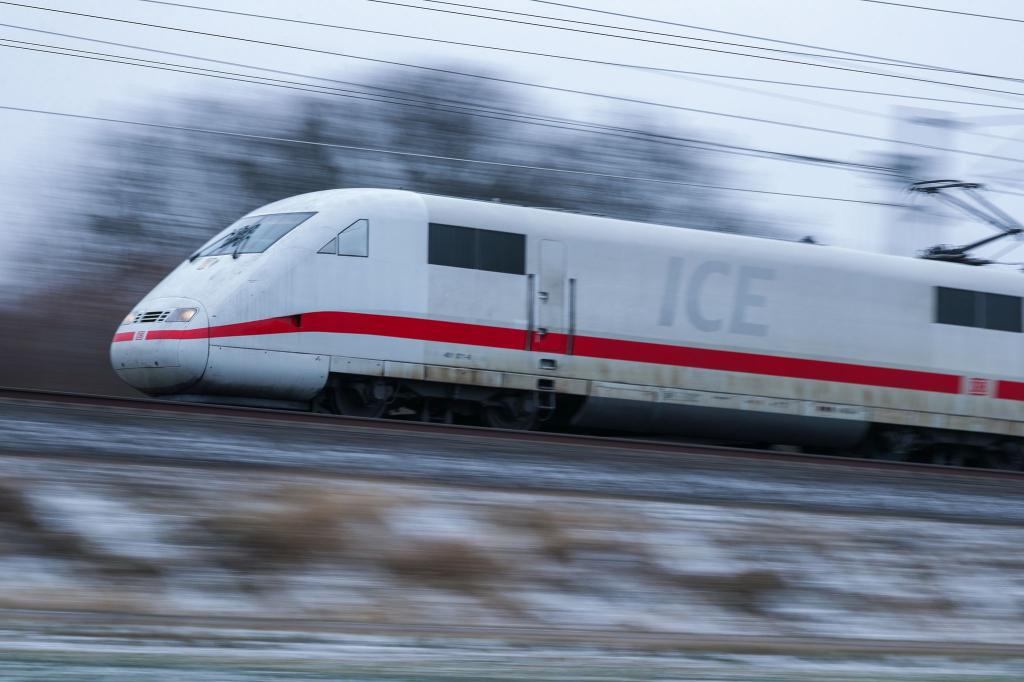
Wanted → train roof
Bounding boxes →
[255,188,1024,292]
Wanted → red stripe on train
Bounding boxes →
[571,335,960,394]
[111,310,967,395]
[996,380,1024,401]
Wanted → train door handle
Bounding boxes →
[537,291,549,302]
[536,327,548,338]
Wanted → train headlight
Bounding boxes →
[120,312,136,326]
[166,307,197,323]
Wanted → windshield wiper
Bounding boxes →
[230,223,259,259]
[190,223,261,262]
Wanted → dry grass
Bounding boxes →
[0,482,89,559]
[493,505,649,566]
[0,482,42,531]
[669,570,787,616]
[383,539,502,587]
[0,482,161,578]
[192,484,400,572]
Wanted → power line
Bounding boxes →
[367,0,1024,90]
[18,13,1015,120]
[856,0,1024,24]
[0,19,922,131]
[7,0,1024,103]
[98,4,1024,114]
[0,103,905,206]
[140,0,947,77]
[524,0,951,73]
[16,28,1012,170]
[411,0,1024,85]
[990,187,1024,200]
[5,4,1022,165]
[0,37,891,173]
[15,20,1024,115]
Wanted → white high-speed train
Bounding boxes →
[111,188,1024,467]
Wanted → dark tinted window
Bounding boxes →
[477,228,526,275]
[936,287,976,327]
[984,292,1022,332]
[428,223,525,275]
[935,286,1022,332]
[429,223,476,269]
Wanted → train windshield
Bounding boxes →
[193,212,316,259]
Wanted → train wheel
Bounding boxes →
[326,378,394,418]
[998,442,1024,471]
[481,393,538,430]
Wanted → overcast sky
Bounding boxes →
[3,0,1024,285]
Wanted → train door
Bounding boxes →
[535,239,569,354]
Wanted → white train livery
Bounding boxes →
[111,189,1024,467]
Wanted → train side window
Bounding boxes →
[983,292,1022,332]
[935,287,1022,332]
[429,223,476,269]
[935,287,976,327]
[477,228,526,275]
[428,223,525,274]
[318,219,368,257]
[337,219,369,257]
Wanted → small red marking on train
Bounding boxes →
[964,377,991,396]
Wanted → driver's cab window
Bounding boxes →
[318,219,368,257]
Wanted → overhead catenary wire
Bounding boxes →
[366,0,1024,88]
[10,30,1012,173]
[0,104,906,207]
[666,69,1024,148]
[6,3,1023,167]
[142,0,967,79]
[0,38,895,174]
[406,0,1024,84]
[524,0,960,73]
[856,0,1024,24]
[12,20,1024,116]
[6,1,1024,102]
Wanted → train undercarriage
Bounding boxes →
[315,373,1024,471]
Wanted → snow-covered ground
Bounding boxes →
[2,398,1023,676]
[1,623,1023,681]
[0,451,1023,677]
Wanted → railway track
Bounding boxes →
[2,385,1024,527]
[2,385,1021,479]
[3,608,1023,657]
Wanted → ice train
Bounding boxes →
[111,189,1024,467]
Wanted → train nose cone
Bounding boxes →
[110,297,210,395]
